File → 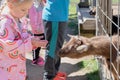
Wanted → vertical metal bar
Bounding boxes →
[96,0,98,36]
[77,4,81,37]
[109,0,113,79]
[117,0,120,80]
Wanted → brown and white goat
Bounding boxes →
[58,35,120,80]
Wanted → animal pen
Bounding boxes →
[96,0,120,80]
[77,0,120,80]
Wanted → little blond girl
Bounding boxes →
[0,0,48,80]
[29,0,46,66]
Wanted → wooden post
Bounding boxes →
[107,0,112,35]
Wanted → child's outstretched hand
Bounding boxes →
[31,37,48,48]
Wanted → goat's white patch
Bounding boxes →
[76,45,88,53]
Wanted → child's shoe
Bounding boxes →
[32,60,37,65]
[32,57,44,66]
[53,76,65,80]
[37,56,44,66]
[53,72,67,80]
[57,72,66,77]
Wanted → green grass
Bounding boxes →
[112,0,119,4]
[68,0,79,35]
[69,0,79,18]
[77,59,100,80]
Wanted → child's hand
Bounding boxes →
[38,40,48,48]
[31,37,48,48]
[33,29,44,34]
[34,36,44,40]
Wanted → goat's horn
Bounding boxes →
[76,45,88,53]
[67,34,73,38]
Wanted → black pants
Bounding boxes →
[43,21,67,79]
[33,33,45,61]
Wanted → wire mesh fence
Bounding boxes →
[96,0,120,80]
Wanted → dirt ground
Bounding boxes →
[26,50,95,80]
[26,50,94,80]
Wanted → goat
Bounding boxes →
[58,35,120,80]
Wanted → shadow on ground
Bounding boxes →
[26,58,87,80]
[60,62,87,80]
[26,59,44,80]
[67,75,87,80]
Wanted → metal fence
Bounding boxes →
[96,0,120,80]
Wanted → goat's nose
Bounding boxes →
[58,50,62,54]
[58,50,64,57]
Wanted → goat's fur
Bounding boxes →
[58,35,120,80]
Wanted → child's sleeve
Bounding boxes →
[0,18,33,53]
[22,36,33,52]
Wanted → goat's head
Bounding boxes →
[58,35,91,58]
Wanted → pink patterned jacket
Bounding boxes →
[29,4,44,34]
[0,13,33,80]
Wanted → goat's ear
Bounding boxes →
[67,34,74,38]
[76,45,88,53]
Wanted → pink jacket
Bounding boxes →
[29,4,44,34]
[0,13,33,80]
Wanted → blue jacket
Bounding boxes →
[42,0,70,21]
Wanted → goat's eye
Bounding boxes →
[75,39,82,45]
[73,44,79,48]
[80,41,83,44]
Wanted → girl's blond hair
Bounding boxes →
[7,0,33,5]
[0,1,7,15]
[0,0,33,15]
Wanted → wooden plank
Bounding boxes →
[77,5,96,30]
